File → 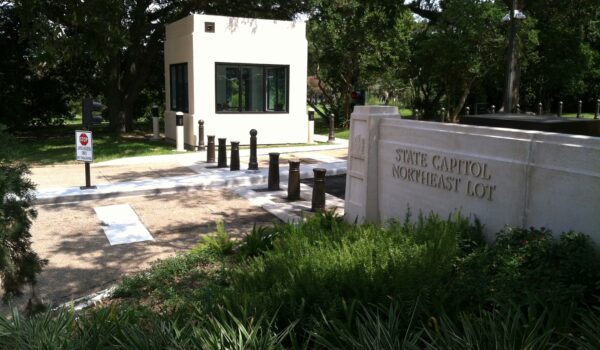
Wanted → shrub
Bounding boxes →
[226,212,482,325]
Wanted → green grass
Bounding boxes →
[562,113,597,119]
[12,118,178,165]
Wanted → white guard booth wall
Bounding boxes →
[164,14,309,148]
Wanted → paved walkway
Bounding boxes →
[8,137,349,313]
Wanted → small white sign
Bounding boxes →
[76,130,93,162]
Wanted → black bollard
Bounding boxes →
[491,105,495,114]
[465,106,470,116]
[577,100,582,118]
[248,129,259,170]
[328,114,336,142]
[207,135,216,163]
[217,138,227,168]
[268,153,280,190]
[558,101,563,117]
[311,168,327,212]
[287,160,301,200]
[413,108,420,120]
[538,102,543,115]
[197,120,205,151]
[230,141,240,171]
[515,104,521,114]
[595,99,599,119]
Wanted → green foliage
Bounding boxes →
[0,5,73,129]
[307,0,413,124]
[114,245,227,313]
[0,126,47,300]
[421,302,572,349]
[0,212,600,347]
[201,220,234,255]
[226,212,483,324]
[448,226,600,312]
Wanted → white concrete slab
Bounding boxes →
[94,204,153,245]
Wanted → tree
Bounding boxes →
[17,0,311,133]
[407,0,506,122]
[0,124,47,301]
[0,3,73,130]
[307,0,413,125]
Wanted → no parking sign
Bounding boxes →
[76,130,93,162]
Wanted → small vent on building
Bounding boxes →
[205,22,215,33]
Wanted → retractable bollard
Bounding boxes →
[558,101,563,117]
[311,168,327,212]
[328,114,336,143]
[197,120,205,151]
[577,100,582,118]
[307,109,315,143]
[217,138,227,168]
[151,105,161,141]
[287,160,301,200]
[176,112,184,152]
[248,129,259,170]
[268,153,280,190]
[207,135,216,163]
[230,141,240,171]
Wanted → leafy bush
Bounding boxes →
[0,125,47,301]
[202,220,234,255]
[448,226,600,311]
[226,212,483,325]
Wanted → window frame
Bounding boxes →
[215,62,289,114]
[170,63,189,113]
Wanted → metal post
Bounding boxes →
[577,100,582,118]
[207,135,216,163]
[491,105,495,114]
[230,141,240,171]
[516,104,521,114]
[558,101,563,117]
[538,102,543,116]
[413,108,420,120]
[287,160,301,200]
[311,168,327,212]
[328,114,336,142]
[248,129,259,170]
[80,162,97,190]
[595,99,599,119]
[268,152,280,191]
[151,105,160,141]
[197,120,205,151]
[217,138,227,168]
[175,111,184,152]
[465,106,470,116]
[440,107,446,122]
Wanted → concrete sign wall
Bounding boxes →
[345,106,600,241]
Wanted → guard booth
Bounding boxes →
[164,14,310,148]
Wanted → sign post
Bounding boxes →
[76,130,96,189]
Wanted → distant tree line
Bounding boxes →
[1,0,598,130]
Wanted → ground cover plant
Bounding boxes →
[1,212,599,348]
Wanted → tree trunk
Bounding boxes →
[450,84,471,123]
